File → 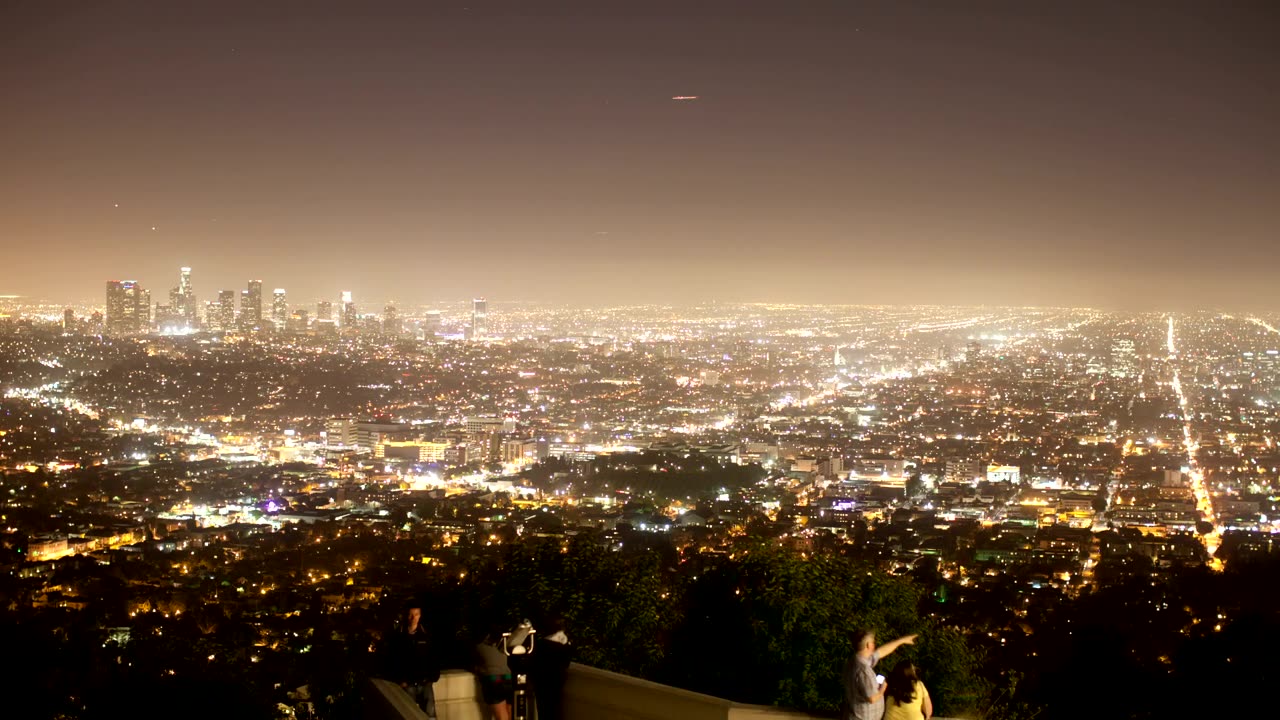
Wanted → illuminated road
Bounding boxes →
[1249,317,1280,335]
[905,314,997,333]
[1166,315,1222,562]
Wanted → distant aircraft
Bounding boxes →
[672,96,698,101]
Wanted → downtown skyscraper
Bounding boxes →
[471,297,488,340]
[105,280,149,335]
[383,302,401,337]
[340,291,357,329]
[177,267,196,328]
[272,288,288,330]
[241,280,263,330]
[215,289,237,330]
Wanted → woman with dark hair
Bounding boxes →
[883,662,932,720]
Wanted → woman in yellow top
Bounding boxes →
[883,662,932,720]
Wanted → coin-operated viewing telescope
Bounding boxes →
[503,620,536,720]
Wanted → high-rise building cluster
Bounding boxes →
[104,280,150,334]
[96,266,466,339]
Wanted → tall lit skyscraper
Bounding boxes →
[423,310,442,337]
[63,308,75,333]
[216,289,237,330]
[105,280,149,335]
[245,280,263,325]
[471,297,488,340]
[383,303,401,337]
[316,301,333,323]
[272,289,288,330]
[341,291,357,328]
[166,266,196,331]
[178,266,196,328]
[241,280,263,329]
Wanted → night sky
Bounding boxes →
[3,1,1278,309]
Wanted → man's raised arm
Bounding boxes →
[874,634,918,659]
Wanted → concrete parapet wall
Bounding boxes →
[367,664,873,720]
[563,663,826,720]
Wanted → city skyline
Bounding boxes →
[15,257,1280,315]
[4,1,1279,309]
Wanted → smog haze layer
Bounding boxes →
[2,0,1278,309]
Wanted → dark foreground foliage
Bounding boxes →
[4,537,1278,719]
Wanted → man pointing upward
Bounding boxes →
[842,629,918,720]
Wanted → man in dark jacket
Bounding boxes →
[387,602,441,719]
[531,616,572,720]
